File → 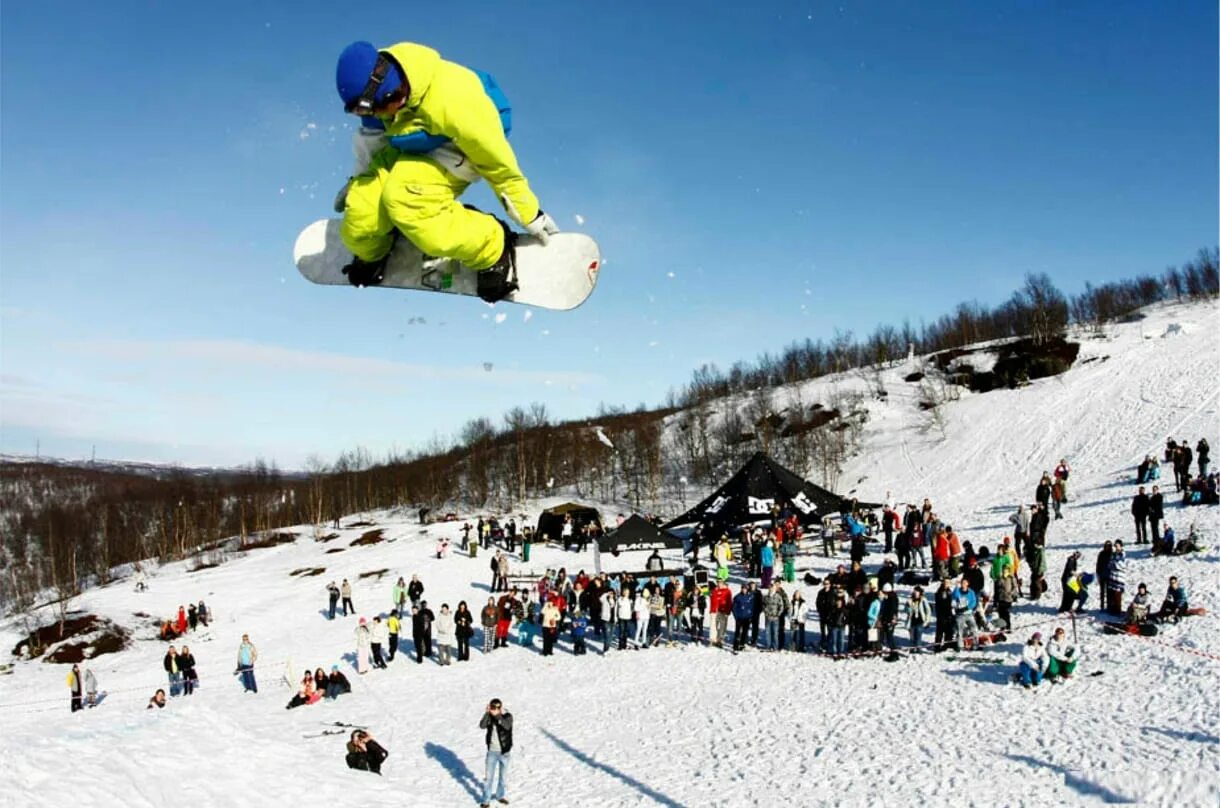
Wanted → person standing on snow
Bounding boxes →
[408,575,425,610]
[1106,541,1128,616]
[369,616,389,669]
[731,585,754,652]
[179,646,198,696]
[332,41,559,303]
[435,604,456,665]
[236,634,258,692]
[478,699,514,807]
[1148,485,1165,546]
[67,664,83,713]
[354,619,372,674]
[952,578,979,651]
[1054,460,1071,501]
[326,583,341,620]
[84,667,99,708]
[386,610,401,662]
[1131,487,1150,545]
[392,577,408,614]
[455,601,474,661]
[413,602,435,663]
[341,579,355,617]
[907,586,931,652]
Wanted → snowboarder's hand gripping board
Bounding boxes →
[293,218,600,310]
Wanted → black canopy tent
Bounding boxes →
[663,451,870,533]
[594,514,686,575]
[535,502,602,544]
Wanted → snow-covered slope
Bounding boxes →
[1,300,1217,808]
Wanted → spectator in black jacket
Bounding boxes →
[1148,485,1165,544]
[479,699,514,808]
[932,579,955,652]
[1131,487,1150,544]
[412,602,435,663]
[815,580,834,652]
[1095,541,1114,609]
[346,730,389,775]
[749,583,764,646]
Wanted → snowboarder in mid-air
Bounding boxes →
[333,41,559,302]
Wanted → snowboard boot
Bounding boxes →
[476,223,519,304]
[342,253,389,288]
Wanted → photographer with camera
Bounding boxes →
[478,698,513,807]
[345,729,389,775]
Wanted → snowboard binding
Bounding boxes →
[476,225,519,304]
[342,254,388,288]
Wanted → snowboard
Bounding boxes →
[1101,621,1158,637]
[293,218,601,310]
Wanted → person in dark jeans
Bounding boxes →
[749,583,764,646]
[1148,485,1164,544]
[455,601,474,661]
[1131,487,1150,544]
[731,586,753,652]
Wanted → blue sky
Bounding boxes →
[1,1,1216,468]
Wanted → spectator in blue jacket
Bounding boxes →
[866,592,883,653]
[951,579,979,651]
[732,587,754,652]
[570,610,588,655]
[760,541,776,589]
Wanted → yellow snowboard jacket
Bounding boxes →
[377,43,539,224]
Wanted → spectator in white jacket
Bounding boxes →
[435,604,456,665]
[1045,627,1080,680]
[369,616,389,669]
[633,590,649,648]
[1018,632,1048,689]
[615,589,634,650]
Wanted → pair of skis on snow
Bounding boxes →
[303,720,366,739]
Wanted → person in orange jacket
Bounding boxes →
[947,527,963,576]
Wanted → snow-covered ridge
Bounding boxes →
[0,299,1216,806]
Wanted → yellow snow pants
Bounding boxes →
[340,149,505,270]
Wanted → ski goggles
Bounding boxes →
[345,54,395,116]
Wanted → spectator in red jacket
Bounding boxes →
[175,606,188,636]
[947,528,963,576]
[709,581,732,647]
[932,530,951,580]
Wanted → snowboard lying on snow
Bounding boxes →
[293,218,601,310]
[1101,621,1158,636]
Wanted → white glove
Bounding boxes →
[351,127,389,175]
[502,196,560,245]
[524,211,560,245]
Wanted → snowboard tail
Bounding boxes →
[293,219,600,310]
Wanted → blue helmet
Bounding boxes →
[336,41,404,112]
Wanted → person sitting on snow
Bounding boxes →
[1156,577,1190,622]
[325,665,352,699]
[345,729,389,775]
[1018,632,1048,689]
[1126,582,1152,625]
[1045,627,1080,681]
